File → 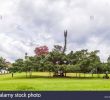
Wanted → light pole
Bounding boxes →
[25,52,28,78]
[64,61,67,77]
[56,61,59,76]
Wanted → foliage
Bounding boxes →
[0,57,7,70]
[5,45,110,78]
[34,45,49,56]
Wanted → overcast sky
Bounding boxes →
[0,0,110,62]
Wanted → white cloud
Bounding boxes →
[0,0,110,62]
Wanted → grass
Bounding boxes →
[0,72,110,91]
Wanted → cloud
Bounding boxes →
[0,0,110,62]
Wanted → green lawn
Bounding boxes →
[0,72,110,91]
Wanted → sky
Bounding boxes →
[0,0,110,62]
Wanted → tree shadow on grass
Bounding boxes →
[9,75,104,80]
[0,73,105,80]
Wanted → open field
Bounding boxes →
[0,72,110,91]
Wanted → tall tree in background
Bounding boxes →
[63,30,67,53]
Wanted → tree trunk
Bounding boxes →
[97,73,100,78]
[76,73,77,77]
[30,71,32,78]
[84,73,85,78]
[26,71,27,78]
[12,73,13,78]
[63,30,67,53]
[79,73,80,77]
[92,73,93,78]
[64,72,66,77]
[49,71,51,77]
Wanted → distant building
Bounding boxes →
[0,69,9,74]
[0,61,11,74]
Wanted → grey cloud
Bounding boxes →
[0,0,110,62]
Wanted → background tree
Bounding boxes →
[63,30,67,53]
[89,50,101,77]
[0,57,7,71]
[34,45,49,56]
